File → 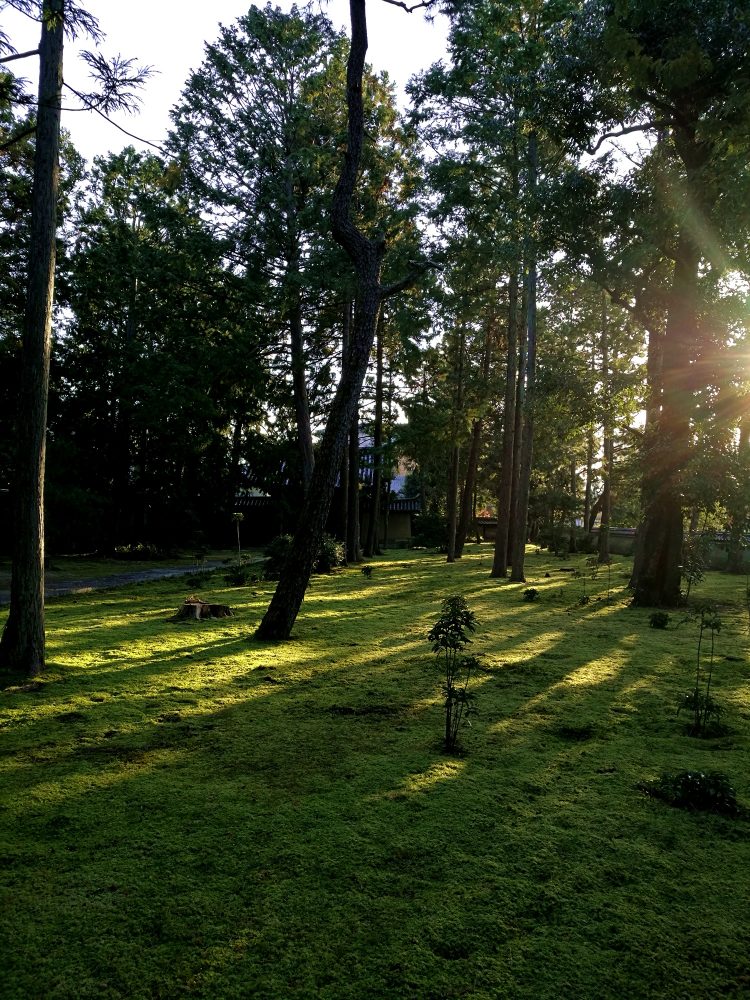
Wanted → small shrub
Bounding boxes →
[185,569,217,588]
[263,532,345,580]
[112,542,163,561]
[361,565,373,579]
[685,607,723,737]
[224,566,256,586]
[649,611,670,629]
[640,770,741,817]
[427,595,479,753]
[522,588,539,602]
[316,534,345,573]
[263,534,293,579]
[677,690,724,735]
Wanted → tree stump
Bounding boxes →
[170,597,233,621]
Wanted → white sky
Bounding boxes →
[3,0,449,164]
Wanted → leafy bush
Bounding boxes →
[263,534,293,579]
[263,533,345,580]
[640,771,741,817]
[185,569,217,588]
[427,595,479,753]
[649,611,670,629]
[112,543,164,561]
[223,566,258,586]
[316,534,345,573]
[522,588,539,602]
[361,565,373,579]
[411,512,448,551]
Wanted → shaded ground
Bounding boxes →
[0,561,227,606]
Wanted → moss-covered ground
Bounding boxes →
[1,547,749,999]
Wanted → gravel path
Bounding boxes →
[0,562,227,607]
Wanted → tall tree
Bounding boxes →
[567,0,750,604]
[255,0,429,640]
[0,0,148,675]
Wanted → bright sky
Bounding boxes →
[3,0,449,164]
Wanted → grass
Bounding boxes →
[1,546,749,999]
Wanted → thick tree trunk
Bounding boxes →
[631,231,698,606]
[0,2,63,677]
[338,302,351,557]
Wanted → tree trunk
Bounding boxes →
[509,132,538,583]
[256,0,419,639]
[347,416,362,563]
[456,312,492,558]
[364,312,384,556]
[446,326,465,564]
[289,294,315,493]
[583,426,594,542]
[568,458,578,553]
[0,1,63,677]
[338,301,351,557]
[598,292,612,564]
[631,230,699,606]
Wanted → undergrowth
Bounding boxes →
[0,546,748,999]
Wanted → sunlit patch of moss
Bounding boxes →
[1,547,749,999]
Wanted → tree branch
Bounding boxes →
[0,47,38,63]
[0,122,35,149]
[379,0,438,10]
[586,120,663,155]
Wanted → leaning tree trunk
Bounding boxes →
[0,1,63,678]
[255,0,420,640]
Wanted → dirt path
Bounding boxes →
[0,562,227,607]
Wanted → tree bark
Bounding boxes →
[255,0,418,639]
[491,269,519,577]
[597,292,612,564]
[446,326,465,563]
[0,1,63,677]
[364,312,384,556]
[509,132,538,584]
[456,311,493,558]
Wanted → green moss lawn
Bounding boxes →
[1,547,749,999]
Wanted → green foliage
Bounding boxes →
[683,607,724,737]
[223,566,258,587]
[316,534,345,574]
[263,532,344,580]
[681,533,711,601]
[523,588,539,602]
[112,543,164,561]
[263,534,294,580]
[641,771,742,817]
[427,595,479,753]
[361,565,373,579]
[410,511,448,550]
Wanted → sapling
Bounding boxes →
[232,512,244,567]
[679,605,722,736]
[427,595,479,753]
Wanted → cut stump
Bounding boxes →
[170,597,233,622]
